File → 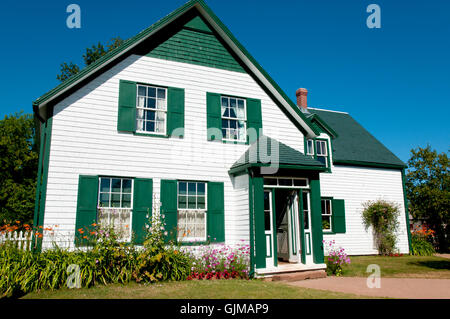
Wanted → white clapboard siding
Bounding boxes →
[42,55,305,249]
[321,165,409,255]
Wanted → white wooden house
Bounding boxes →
[32,0,411,276]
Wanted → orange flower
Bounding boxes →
[83,236,87,239]
[91,223,97,227]
[15,220,21,224]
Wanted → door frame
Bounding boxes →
[263,178,311,267]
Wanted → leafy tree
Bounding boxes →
[56,62,80,82]
[0,113,38,225]
[57,37,125,82]
[406,145,450,252]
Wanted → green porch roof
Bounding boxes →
[308,108,406,168]
[229,136,326,174]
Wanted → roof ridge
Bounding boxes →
[308,107,349,114]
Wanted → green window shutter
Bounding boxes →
[167,87,185,137]
[160,179,178,243]
[117,80,137,132]
[75,175,99,246]
[132,178,153,245]
[206,92,222,141]
[332,199,346,233]
[207,182,225,243]
[246,98,262,144]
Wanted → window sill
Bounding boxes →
[178,240,209,246]
[222,139,248,145]
[134,132,169,138]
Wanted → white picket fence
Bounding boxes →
[0,230,33,251]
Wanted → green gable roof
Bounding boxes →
[229,136,326,174]
[146,15,245,73]
[308,108,406,168]
[33,0,319,138]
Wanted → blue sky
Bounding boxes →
[0,0,448,163]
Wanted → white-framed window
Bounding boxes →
[97,177,133,242]
[306,139,314,156]
[315,140,328,167]
[177,181,207,241]
[136,84,167,135]
[263,177,309,188]
[221,96,246,142]
[321,198,332,231]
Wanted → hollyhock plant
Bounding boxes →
[323,240,351,276]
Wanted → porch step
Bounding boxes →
[270,270,327,282]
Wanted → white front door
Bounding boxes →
[287,191,301,263]
[264,190,274,268]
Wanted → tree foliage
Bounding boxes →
[0,113,38,225]
[57,37,125,82]
[406,145,449,252]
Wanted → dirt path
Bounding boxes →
[287,277,450,299]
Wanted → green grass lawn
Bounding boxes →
[340,255,450,278]
[20,255,450,299]
[22,280,366,299]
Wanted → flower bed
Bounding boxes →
[186,242,250,280]
[323,240,351,276]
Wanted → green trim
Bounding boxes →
[33,118,53,252]
[310,177,324,264]
[32,122,46,252]
[179,241,209,246]
[333,160,406,169]
[248,172,255,277]
[298,190,306,264]
[253,177,266,269]
[401,168,412,252]
[133,132,169,138]
[222,140,247,145]
[271,189,278,267]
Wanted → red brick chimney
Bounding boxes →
[296,88,308,109]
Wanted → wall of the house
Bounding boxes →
[41,54,304,248]
[320,165,409,255]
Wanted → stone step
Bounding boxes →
[270,270,327,282]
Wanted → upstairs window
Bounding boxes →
[306,139,314,155]
[136,84,167,135]
[315,140,329,167]
[221,96,246,142]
